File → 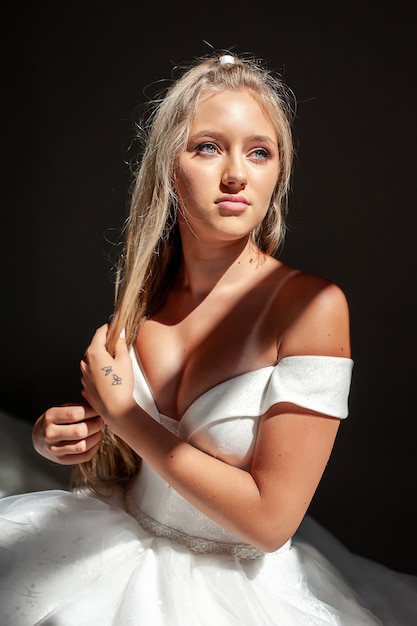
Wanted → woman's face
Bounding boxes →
[176,89,280,248]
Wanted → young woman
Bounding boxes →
[1,52,411,625]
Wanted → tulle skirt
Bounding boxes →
[1,489,403,625]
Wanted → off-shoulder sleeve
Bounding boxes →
[263,356,354,419]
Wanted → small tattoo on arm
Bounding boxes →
[102,366,113,376]
[112,374,123,385]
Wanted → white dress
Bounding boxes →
[1,354,416,625]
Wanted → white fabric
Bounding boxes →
[0,355,416,625]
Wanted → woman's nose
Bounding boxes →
[221,155,247,188]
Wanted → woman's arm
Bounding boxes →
[80,279,350,552]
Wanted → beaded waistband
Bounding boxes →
[124,492,265,560]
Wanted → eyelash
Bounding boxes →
[195,142,271,161]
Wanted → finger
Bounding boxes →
[114,327,130,359]
[82,323,110,366]
[79,364,95,395]
[83,414,105,434]
[43,405,88,427]
[50,428,103,458]
[90,323,110,352]
[56,416,104,441]
[45,419,87,444]
[50,439,102,465]
[80,357,89,374]
[82,405,102,421]
[44,413,103,444]
[61,402,99,420]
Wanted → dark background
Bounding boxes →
[3,1,416,574]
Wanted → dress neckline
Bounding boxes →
[130,348,352,425]
[131,345,275,423]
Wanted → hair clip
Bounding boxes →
[219,54,235,65]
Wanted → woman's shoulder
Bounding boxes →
[270,263,351,359]
[273,262,348,310]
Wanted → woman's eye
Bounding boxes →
[195,142,218,154]
[251,148,270,161]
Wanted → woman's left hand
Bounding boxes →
[80,324,135,427]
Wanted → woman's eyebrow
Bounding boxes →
[189,130,277,146]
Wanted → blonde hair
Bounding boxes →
[72,51,296,495]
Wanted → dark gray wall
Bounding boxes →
[3,1,416,574]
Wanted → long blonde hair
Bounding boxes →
[72,51,296,494]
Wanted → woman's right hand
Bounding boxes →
[32,404,105,465]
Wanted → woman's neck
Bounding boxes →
[177,237,266,301]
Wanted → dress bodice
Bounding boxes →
[125,351,353,556]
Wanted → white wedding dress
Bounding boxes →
[1,353,416,625]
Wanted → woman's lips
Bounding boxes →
[215,196,248,213]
